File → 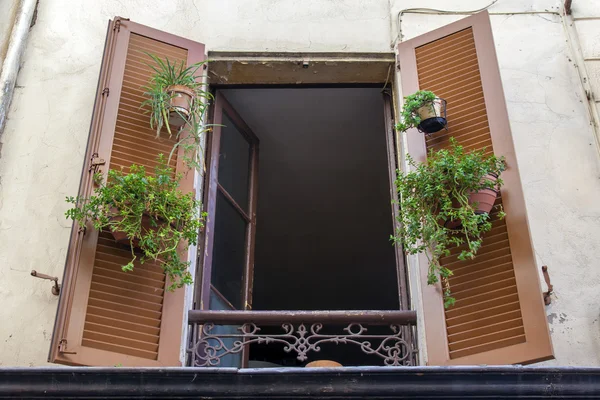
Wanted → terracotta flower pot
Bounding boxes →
[470,173,500,215]
[443,173,499,229]
[416,98,447,134]
[166,84,195,128]
[108,208,168,248]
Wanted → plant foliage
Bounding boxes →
[395,90,437,133]
[141,53,209,137]
[392,138,506,307]
[141,53,213,173]
[65,155,206,290]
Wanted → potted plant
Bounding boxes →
[65,155,206,290]
[396,90,447,134]
[167,86,215,173]
[142,53,208,137]
[392,139,505,307]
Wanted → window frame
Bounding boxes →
[198,91,260,315]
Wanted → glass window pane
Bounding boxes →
[218,111,251,211]
[211,190,247,309]
[206,289,243,367]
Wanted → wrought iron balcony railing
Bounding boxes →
[187,310,418,367]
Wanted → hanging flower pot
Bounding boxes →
[444,173,500,229]
[396,90,448,135]
[65,156,205,289]
[416,98,447,134]
[108,208,170,248]
[470,173,500,215]
[141,53,206,137]
[166,84,195,128]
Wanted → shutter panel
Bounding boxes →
[397,11,554,365]
[49,18,205,366]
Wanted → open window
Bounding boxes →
[50,10,551,369]
[195,87,408,367]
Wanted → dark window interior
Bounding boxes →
[215,87,399,366]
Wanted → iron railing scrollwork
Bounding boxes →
[187,310,418,367]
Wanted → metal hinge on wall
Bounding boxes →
[30,270,60,295]
[58,339,77,355]
[542,265,553,306]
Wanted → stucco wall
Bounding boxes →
[0,0,599,367]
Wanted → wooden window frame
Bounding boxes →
[396,11,553,365]
[198,91,260,313]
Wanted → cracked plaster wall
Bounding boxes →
[0,0,598,367]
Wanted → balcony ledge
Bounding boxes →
[1,365,600,399]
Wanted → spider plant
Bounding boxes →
[141,53,207,137]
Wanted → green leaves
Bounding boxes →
[65,155,205,290]
[141,53,213,175]
[395,90,437,133]
[393,138,506,307]
[140,52,209,138]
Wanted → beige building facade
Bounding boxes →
[0,0,599,367]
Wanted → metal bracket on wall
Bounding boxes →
[542,266,553,305]
[30,270,60,296]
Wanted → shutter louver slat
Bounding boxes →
[448,305,522,327]
[86,314,161,336]
[87,299,162,320]
[81,337,158,359]
[448,262,513,286]
[450,335,526,359]
[448,316,524,344]
[417,53,479,78]
[93,266,165,288]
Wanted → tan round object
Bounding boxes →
[305,360,342,368]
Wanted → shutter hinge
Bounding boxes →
[89,152,106,173]
[112,17,130,33]
[101,87,109,97]
[58,339,77,355]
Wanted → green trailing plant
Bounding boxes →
[392,138,506,307]
[141,53,208,137]
[65,155,206,290]
[395,90,437,132]
[167,92,216,173]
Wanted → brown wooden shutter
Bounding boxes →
[49,17,205,366]
[396,11,554,365]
